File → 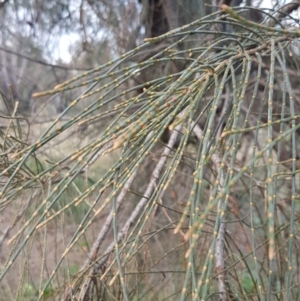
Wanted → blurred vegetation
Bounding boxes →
[1,0,300,300]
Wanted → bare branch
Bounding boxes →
[77,120,183,300]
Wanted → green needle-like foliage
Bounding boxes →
[1,4,300,301]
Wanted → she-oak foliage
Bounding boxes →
[1,4,300,301]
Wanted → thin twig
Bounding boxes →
[0,45,90,71]
[192,121,227,300]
